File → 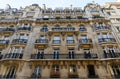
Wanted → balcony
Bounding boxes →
[17,27,31,32]
[68,72,78,78]
[79,39,93,48]
[49,27,78,35]
[50,71,60,78]
[98,38,116,45]
[52,40,61,45]
[66,40,75,46]
[30,54,98,60]
[34,39,48,48]
[4,53,23,59]
[104,52,120,58]
[11,39,28,46]
[31,54,43,59]
[95,26,110,33]
[0,40,9,49]
[2,28,15,35]
[84,53,98,59]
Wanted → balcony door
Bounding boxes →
[34,66,41,78]
[84,49,91,58]
[38,49,44,59]
[111,65,120,78]
[87,65,97,78]
[53,49,59,59]
[68,49,74,59]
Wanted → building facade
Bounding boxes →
[0,1,120,79]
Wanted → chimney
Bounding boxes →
[43,4,46,10]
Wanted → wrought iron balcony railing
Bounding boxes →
[66,40,75,44]
[0,40,9,44]
[95,26,110,31]
[104,52,120,58]
[2,28,15,32]
[35,39,48,44]
[17,27,31,31]
[98,38,116,43]
[79,39,92,44]
[52,40,61,44]
[12,39,28,44]
[4,53,23,59]
[30,53,98,59]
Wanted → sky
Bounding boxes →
[0,0,117,9]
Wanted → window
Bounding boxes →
[5,66,17,78]
[32,66,41,78]
[67,36,74,44]
[53,25,61,31]
[20,48,24,53]
[68,49,74,59]
[84,49,91,58]
[112,65,120,78]
[4,36,9,40]
[81,35,87,39]
[103,33,108,38]
[37,49,44,59]
[87,65,98,78]
[40,25,48,32]
[19,34,28,40]
[53,36,60,44]
[69,65,77,72]
[66,25,74,30]
[13,48,19,53]
[53,49,59,59]
[79,25,86,31]
[52,65,59,71]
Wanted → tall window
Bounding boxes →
[53,36,60,44]
[53,49,59,59]
[80,35,87,43]
[32,66,41,78]
[69,65,77,72]
[67,36,74,44]
[84,49,91,58]
[79,25,86,31]
[68,49,74,59]
[5,66,17,78]
[37,49,44,59]
[111,65,120,77]
[87,65,98,78]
